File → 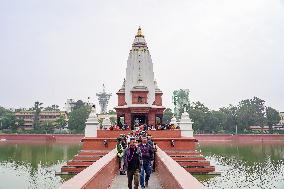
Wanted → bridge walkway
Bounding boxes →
[108,172,163,189]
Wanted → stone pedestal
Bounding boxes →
[85,106,99,137]
[102,116,112,130]
[179,111,194,137]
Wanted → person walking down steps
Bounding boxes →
[116,137,126,175]
[139,136,154,188]
[124,138,141,189]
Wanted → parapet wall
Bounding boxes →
[2,133,284,143]
[155,146,206,189]
[96,130,181,138]
[195,134,284,141]
[59,149,118,189]
[0,134,83,142]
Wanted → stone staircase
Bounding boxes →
[164,150,215,174]
[60,150,110,174]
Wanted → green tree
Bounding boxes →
[74,100,85,110]
[39,120,56,133]
[44,105,60,111]
[189,101,209,133]
[236,97,266,131]
[163,108,173,124]
[33,101,43,130]
[208,110,226,133]
[68,106,91,133]
[266,107,281,133]
[55,115,67,129]
[0,107,16,130]
[220,104,238,133]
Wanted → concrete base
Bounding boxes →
[85,124,99,137]
[181,130,194,138]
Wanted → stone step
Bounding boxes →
[169,154,204,158]
[79,150,109,156]
[178,161,210,167]
[73,155,101,161]
[67,161,94,167]
[172,157,206,161]
[184,166,215,174]
[78,152,105,157]
[61,166,86,173]
[165,151,201,156]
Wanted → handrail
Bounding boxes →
[156,146,207,189]
[59,148,117,189]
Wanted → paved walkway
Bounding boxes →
[109,172,163,189]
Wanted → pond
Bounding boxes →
[0,140,284,189]
[0,141,81,189]
[197,141,284,189]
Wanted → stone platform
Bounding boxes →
[60,130,215,175]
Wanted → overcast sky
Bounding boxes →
[0,0,283,111]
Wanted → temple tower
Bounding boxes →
[115,27,165,128]
[96,84,112,114]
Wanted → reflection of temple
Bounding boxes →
[115,27,165,128]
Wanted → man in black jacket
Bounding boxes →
[139,136,154,188]
[124,138,141,189]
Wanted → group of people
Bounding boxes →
[110,123,179,131]
[116,131,156,189]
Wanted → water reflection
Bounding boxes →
[197,141,284,189]
[0,142,81,189]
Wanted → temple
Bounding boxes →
[115,27,165,128]
[59,28,216,188]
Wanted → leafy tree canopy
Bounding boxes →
[68,105,91,133]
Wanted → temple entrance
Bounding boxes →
[131,114,148,130]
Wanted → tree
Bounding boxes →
[55,115,67,129]
[266,107,281,133]
[39,120,56,133]
[208,111,226,133]
[68,106,91,133]
[0,107,16,130]
[74,100,85,110]
[33,101,43,130]
[188,101,209,133]
[44,105,60,111]
[163,108,173,124]
[236,97,266,131]
[220,104,238,133]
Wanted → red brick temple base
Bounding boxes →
[60,130,215,175]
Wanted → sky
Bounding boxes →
[0,0,283,111]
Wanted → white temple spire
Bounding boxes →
[125,27,156,106]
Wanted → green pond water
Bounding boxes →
[197,141,284,189]
[0,141,81,189]
[0,141,283,189]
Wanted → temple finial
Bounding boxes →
[136,26,144,37]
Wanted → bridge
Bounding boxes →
[60,146,206,189]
